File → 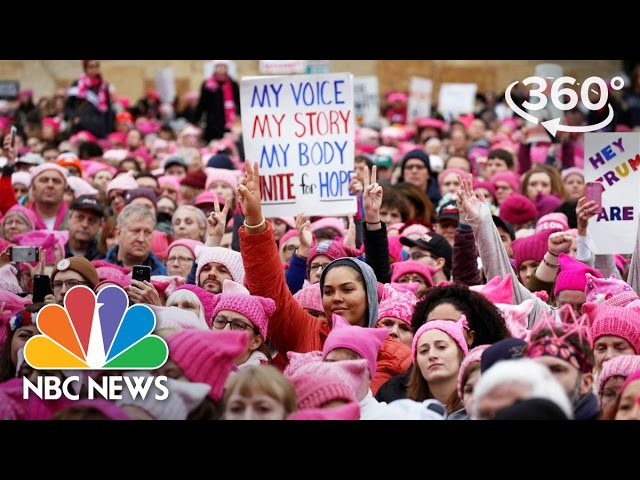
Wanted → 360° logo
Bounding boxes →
[505,75,625,136]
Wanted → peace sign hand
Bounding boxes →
[237,161,264,229]
[363,165,382,223]
[205,195,231,247]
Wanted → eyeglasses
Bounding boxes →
[495,185,512,191]
[284,244,299,252]
[212,315,258,334]
[397,273,427,284]
[167,256,194,264]
[410,251,435,261]
[309,262,330,272]
[53,279,90,291]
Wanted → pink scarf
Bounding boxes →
[205,75,236,129]
[29,201,68,231]
[77,74,109,112]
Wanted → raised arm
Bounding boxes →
[362,165,391,283]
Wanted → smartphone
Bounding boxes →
[8,246,39,262]
[9,125,17,148]
[132,265,151,283]
[33,274,53,304]
[585,182,604,208]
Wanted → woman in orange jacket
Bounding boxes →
[237,163,411,393]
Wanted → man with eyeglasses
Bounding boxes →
[50,257,100,305]
[65,195,104,261]
[103,203,167,275]
[399,231,452,284]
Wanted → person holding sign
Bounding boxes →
[195,60,241,143]
[237,162,410,386]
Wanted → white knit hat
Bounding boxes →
[195,246,245,286]
[116,372,211,420]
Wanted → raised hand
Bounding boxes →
[343,214,356,248]
[457,176,485,220]
[237,161,264,231]
[576,197,599,236]
[548,231,574,256]
[2,133,16,165]
[205,195,231,247]
[295,213,313,258]
[362,165,382,223]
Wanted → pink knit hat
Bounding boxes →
[457,344,491,398]
[174,284,215,326]
[0,264,22,295]
[584,273,639,307]
[5,205,38,230]
[82,160,117,180]
[158,175,183,198]
[106,173,138,195]
[618,369,640,397]
[288,401,361,420]
[491,171,521,192]
[400,223,430,238]
[0,289,31,347]
[470,275,513,304]
[598,355,640,394]
[278,228,299,252]
[204,167,238,191]
[291,372,358,410]
[554,254,602,296]
[307,240,361,276]
[377,288,418,325]
[412,316,470,360]
[291,358,368,403]
[167,239,204,259]
[561,167,584,182]
[166,329,249,400]
[29,162,68,185]
[535,213,569,233]
[390,260,435,287]
[195,245,245,286]
[499,193,537,226]
[512,228,558,270]
[13,230,69,263]
[535,193,563,218]
[438,167,471,187]
[472,179,497,200]
[66,176,99,197]
[387,235,404,263]
[283,350,323,377]
[582,304,640,353]
[293,283,323,312]
[495,299,534,340]
[11,171,30,188]
[210,280,276,340]
[322,317,389,376]
[150,305,209,331]
[310,217,345,235]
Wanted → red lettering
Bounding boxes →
[259,174,297,202]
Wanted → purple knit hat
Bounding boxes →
[322,317,389,376]
[584,273,640,307]
[210,280,276,340]
[512,228,559,270]
[499,193,537,226]
[457,344,491,398]
[553,253,602,296]
[412,315,470,360]
[582,304,640,354]
[175,284,215,326]
[598,355,640,394]
[293,283,323,312]
[166,329,249,400]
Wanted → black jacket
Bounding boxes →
[195,79,241,142]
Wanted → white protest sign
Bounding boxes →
[240,73,356,217]
[584,133,640,254]
[259,60,307,75]
[155,68,176,103]
[438,83,477,119]
[353,76,379,126]
[407,76,433,122]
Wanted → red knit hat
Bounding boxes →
[512,228,559,270]
[583,304,640,353]
[210,280,276,340]
[499,193,537,226]
[553,253,602,296]
[322,317,389,376]
[166,330,248,400]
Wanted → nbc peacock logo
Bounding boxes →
[24,285,168,370]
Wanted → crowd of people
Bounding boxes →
[0,60,640,420]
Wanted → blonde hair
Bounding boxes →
[223,366,297,415]
[166,289,207,325]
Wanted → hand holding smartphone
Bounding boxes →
[8,246,39,262]
[33,274,53,303]
[9,125,17,148]
[132,265,151,283]
[585,182,604,209]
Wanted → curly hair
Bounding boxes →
[411,282,512,347]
